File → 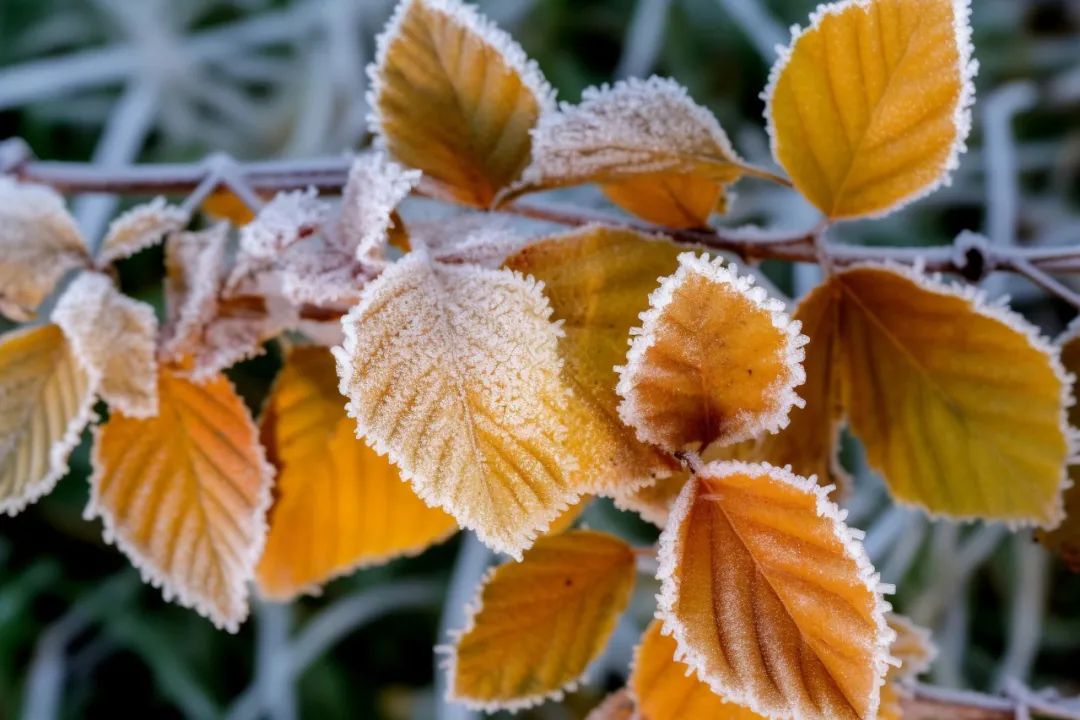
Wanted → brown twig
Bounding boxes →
[903,681,1080,720]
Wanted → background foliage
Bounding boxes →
[0,0,1077,717]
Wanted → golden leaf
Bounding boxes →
[446,529,636,711]
[369,0,553,207]
[0,179,89,321]
[617,252,807,452]
[53,273,159,418]
[504,226,682,495]
[256,347,457,600]
[1038,323,1080,569]
[98,197,188,265]
[765,0,976,220]
[832,265,1070,526]
[886,613,936,681]
[657,461,893,720]
[632,619,767,720]
[585,689,636,720]
[0,324,96,515]
[202,188,258,225]
[86,369,274,631]
[334,251,579,557]
[520,77,745,227]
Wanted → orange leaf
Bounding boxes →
[1038,323,1080,569]
[617,253,807,452]
[886,613,936,681]
[446,529,636,711]
[602,172,730,229]
[87,369,273,631]
[765,0,975,219]
[632,619,767,720]
[202,188,259,225]
[369,0,553,206]
[256,347,456,599]
[657,461,893,720]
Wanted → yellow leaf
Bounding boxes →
[446,529,636,711]
[1038,323,1080,569]
[256,347,456,600]
[617,252,807,452]
[334,251,579,557]
[0,324,97,515]
[832,265,1070,526]
[632,619,767,720]
[585,689,635,720]
[98,198,188,265]
[53,273,159,418]
[86,369,274,631]
[504,226,681,495]
[369,0,553,207]
[521,77,745,227]
[765,0,975,220]
[602,172,730,229]
[202,188,258,225]
[0,179,89,321]
[657,461,893,720]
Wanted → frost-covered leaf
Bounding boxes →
[334,250,579,557]
[338,153,420,262]
[445,530,635,711]
[368,0,553,206]
[585,689,636,720]
[87,369,273,631]
[657,461,894,720]
[1039,323,1080,569]
[53,273,159,418]
[520,77,745,228]
[829,265,1071,526]
[617,252,807,452]
[0,178,89,321]
[238,188,328,260]
[632,619,766,720]
[887,613,936,681]
[765,0,976,219]
[0,324,97,515]
[98,197,188,265]
[504,226,681,496]
[412,214,529,268]
[257,347,456,600]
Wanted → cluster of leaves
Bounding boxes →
[1,0,1079,717]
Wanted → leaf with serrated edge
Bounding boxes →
[256,347,457,600]
[834,264,1072,527]
[98,197,188,265]
[0,324,97,515]
[53,272,159,418]
[0,178,89,321]
[617,252,807,452]
[657,461,894,720]
[368,0,553,206]
[444,530,635,711]
[521,77,744,228]
[86,369,274,631]
[505,226,681,496]
[1037,321,1080,569]
[632,619,767,720]
[334,250,579,557]
[764,0,976,220]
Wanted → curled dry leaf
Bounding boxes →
[827,264,1072,527]
[0,324,97,515]
[334,250,579,557]
[86,369,273,632]
[1038,322,1080,569]
[657,461,894,720]
[585,689,636,720]
[765,0,976,220]
[368,0,553,206]
[257,347,457,600]
[632,619,767,720]
[53,272,159,418]
[97,197,188,265]
[617,252,808,453]
[521,77,745,228]
[338,153,420,263]
[445,530,635,711]
[504,226,682,496]
[0,178,89,321]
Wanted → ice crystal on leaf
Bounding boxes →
[98,197,188,265]
[338,153,420,263]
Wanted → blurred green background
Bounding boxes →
[0,0,1078,718]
